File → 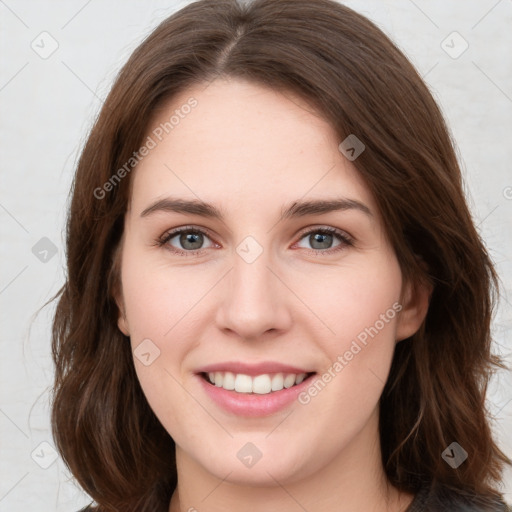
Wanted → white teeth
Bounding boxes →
[283,374,296,388]
[206,371,308,394]
[234,374,252,393]
[252,374,272,394]
[271,373,284,391]
[222,371,235,390]
[214,371,224,387]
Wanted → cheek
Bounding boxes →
[293,256,402,421]
[292,253,402,352]
[120,253,200,434]
[119,246,216,422]
[120,242,212,341]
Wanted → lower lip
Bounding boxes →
[196,373,316,417]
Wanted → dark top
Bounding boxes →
[405,482,511,512]
[77,482,512,511]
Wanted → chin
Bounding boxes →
[193,438,315,486]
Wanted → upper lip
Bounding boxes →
[196,361,315,376]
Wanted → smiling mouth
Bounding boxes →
[200,371,316,395]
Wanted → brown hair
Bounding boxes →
[51,0,510,510]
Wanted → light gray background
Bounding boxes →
[1,0,511,510]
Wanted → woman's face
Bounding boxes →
[116,78,426,486]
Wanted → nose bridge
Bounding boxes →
[215,235,292,339]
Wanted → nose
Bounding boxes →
[215,244,293,341]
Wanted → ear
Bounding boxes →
[109,242,130,337]
[113,283,130,336]
[117,301,130,337]
[395,275,432,342]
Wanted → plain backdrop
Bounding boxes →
[1,0,511,510]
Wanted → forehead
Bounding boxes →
[129,78,377,220]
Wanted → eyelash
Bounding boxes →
[156,225,354,257]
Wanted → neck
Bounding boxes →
[168,409,413,512]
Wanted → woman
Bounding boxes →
[51,0,511,511]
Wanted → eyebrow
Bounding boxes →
[140,196,372,220]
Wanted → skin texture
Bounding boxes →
[116,78,430,512]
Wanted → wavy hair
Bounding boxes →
[51,0,510,510]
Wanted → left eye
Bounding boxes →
[299,231,341,250]
[295,228,350,252]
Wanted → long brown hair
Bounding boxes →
[51,0,510,510]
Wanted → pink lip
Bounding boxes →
[196,361,313,376]
[196,372,316,417]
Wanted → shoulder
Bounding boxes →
[410,482,511,512]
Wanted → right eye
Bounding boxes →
[158,226,217,256]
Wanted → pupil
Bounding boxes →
[181,232,203,250]
[311,232,332,249]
